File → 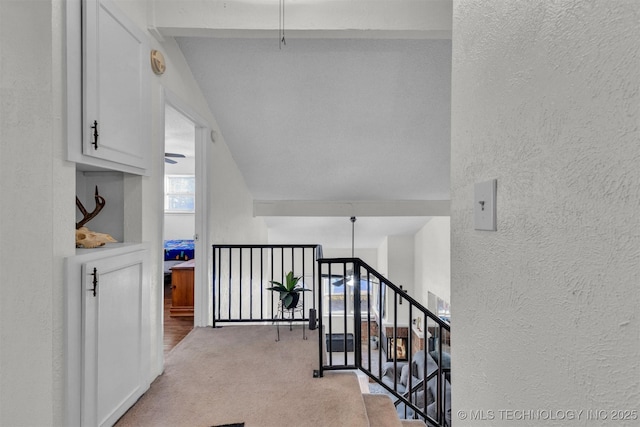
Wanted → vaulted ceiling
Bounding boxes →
[159,1,453,249]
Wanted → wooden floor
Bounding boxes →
[163,279,193,355]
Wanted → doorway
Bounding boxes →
[160,90,211,362]
[163,103,196,353]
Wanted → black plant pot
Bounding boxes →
[284,292,300,309]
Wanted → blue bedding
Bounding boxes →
[164,239,195,261]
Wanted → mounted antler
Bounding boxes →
[76,186,106,229]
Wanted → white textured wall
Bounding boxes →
[377,237,389,277]
[414,217,450,305]
[0,1,74,425]
[387,235,415,291]
[452,1,640,425]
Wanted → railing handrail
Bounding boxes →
[211,244,323,327]
[213,243,323,252]
[211,246,449,426]
[317,257,450,426]
[318,257,450,332]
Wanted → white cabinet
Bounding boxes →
[65,2,153,424]
[65,244,151,427]
[67,0,151,175]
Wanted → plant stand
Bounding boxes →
[274,301,306,341]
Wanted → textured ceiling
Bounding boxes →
[174,36,452,247]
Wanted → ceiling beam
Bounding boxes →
[254,200,450,217]
[149,0,452,40]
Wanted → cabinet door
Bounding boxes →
[83,0,150,172]
[81,250,149,427]
[170,267,194,316]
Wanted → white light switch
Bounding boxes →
[474,179,497,231]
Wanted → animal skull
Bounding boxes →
[75,226,117,248]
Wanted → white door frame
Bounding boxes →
[162,89,211,328]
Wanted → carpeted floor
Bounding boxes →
[115,325,370,427]
[367,383,388,394]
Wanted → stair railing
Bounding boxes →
[211,244,323,327]
[210,246,450,426]
[317,257,451,427]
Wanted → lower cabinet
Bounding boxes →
[65,243,151,427]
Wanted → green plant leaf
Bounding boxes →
[266,283,287,293]
[267,272,308,303]
[284,271,301,291]
[283,294,293,307]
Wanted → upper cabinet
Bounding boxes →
[68,0,151,175]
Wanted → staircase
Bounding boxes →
[364,394,427,427]
[212,244,450,427]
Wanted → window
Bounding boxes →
[323,275,374,315]
[165,175,195,213]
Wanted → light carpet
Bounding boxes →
[116,325,369,427]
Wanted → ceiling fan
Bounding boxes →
[322,217,379,287]
[164,152,185,164]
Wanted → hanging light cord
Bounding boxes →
[279,0,286,49]
[350,216,356,258]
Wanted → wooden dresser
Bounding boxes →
[170,259,195,317]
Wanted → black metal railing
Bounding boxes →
[211,246,450,426]
[212,244,323,327]
[317,258,451,427]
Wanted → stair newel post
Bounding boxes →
[301,248,305,326]
[211,245,217,328]
[378,276,384,382]
[260,247,264,320]
[316,259,325,378]
[228,248,233,320]
[353,260,362,371]
[437,342,443,424]
[342,261,348,365]
[366,269,372,374]
[422,314,429,416]
[406,303,413,420]
[239,248,243,320]
[393,291,399,392]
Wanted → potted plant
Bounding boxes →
[267,271,310,309]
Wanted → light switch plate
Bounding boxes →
[474,179,497,231]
